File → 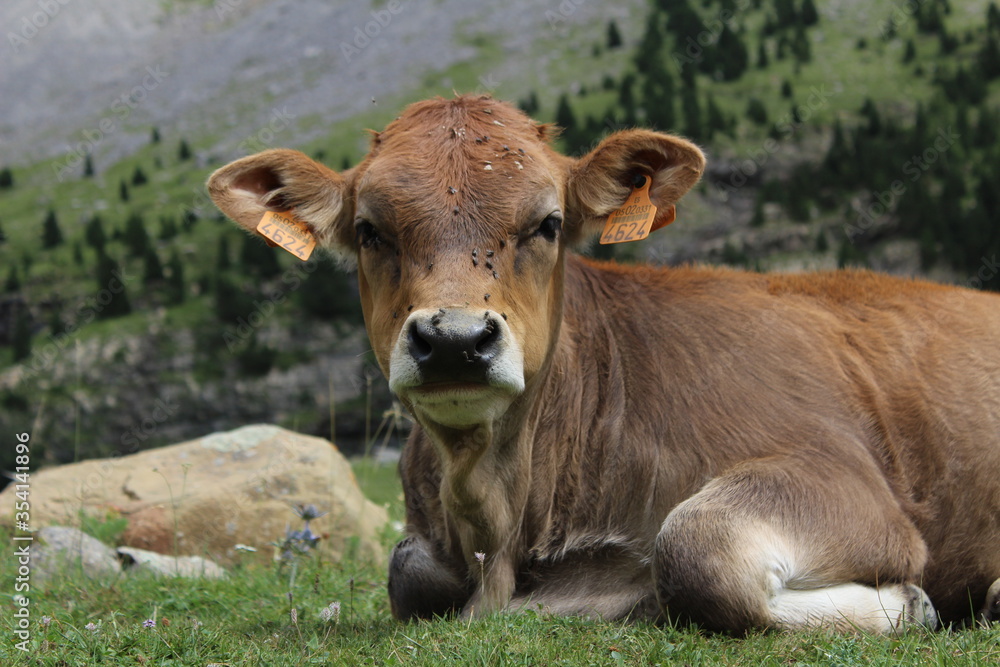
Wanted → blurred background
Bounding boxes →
[1,0,998,481]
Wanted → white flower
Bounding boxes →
[474,552,485,564]
[320,601,341,623]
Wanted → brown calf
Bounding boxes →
[209,95,1000,633]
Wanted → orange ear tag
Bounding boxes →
[600,175,673,244]
[256,210,316,261]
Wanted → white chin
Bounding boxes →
[405,386,516,429]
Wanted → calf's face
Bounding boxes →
[208,96,704,437]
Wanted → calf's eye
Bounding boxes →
[355,220,382,249]
[534,213,562,241]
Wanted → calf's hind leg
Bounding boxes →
[388,534,473,620]
[654,457,937,634]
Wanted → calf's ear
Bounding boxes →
[564,130,705,244]
[207,149,355,264]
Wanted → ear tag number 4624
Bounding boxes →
[256,210,316,261]
[600,175,674,245]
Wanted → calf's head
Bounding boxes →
[209,95,704,440]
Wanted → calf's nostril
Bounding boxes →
[475,319,501,356]
[408,321,434,361]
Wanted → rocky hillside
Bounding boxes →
[2,0,998,477]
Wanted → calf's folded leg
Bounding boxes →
[653,455,937,634]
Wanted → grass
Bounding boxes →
[2,458,999,665]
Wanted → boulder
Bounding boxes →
[25,526,228,583]
[0,425,388,565]
[29,525,122,583]
[117,546,226,579]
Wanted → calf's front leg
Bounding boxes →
[388,534,473,620]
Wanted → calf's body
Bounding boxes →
[393,257,1000,630]
[208,94,1000,632]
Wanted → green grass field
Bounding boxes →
[3,459,998,666]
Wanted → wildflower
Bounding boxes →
[292,504,327,522]
[290,608,298,624]
[475,552,485,564]
[143,618,156,628]
[320,601,341,623]
[85,622,98,632]
[40,616,52,627]
[234,544,257,553]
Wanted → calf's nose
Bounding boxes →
[407,309,503,384]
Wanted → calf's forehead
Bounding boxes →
[355,97,563,233]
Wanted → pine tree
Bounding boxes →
[792,24,812,63]
[717,24,749,81]
[816,229,829,253]
[123,212,150,256]
[85,214,106,251]
[757,40,769,68]
[178,139,192,161]
[0,219,6,244]
[749,196,766,227]
[73,242,83,265]
[4,266,20,292]
[642,64,677,130]
[151,127,161,144]
[131,165,148,186]
[774,0,797,28]
[903,39,916,63]
[84,154,94,177]
[49,304,66,337]
[119,180,129,202]
[12,306,31,362]
[681,87,703,141]
[95,251,131,319]
[801,0,819,26]
[217,235,232,270]
[746,97,768,125]
[158,216,178,241]
[634,13,664,75]
[990,2,1000,33]
[42,209,63,248]
[555,93,577,131]
[299,257,361,319]
[166,250,185,304]
[618,75,638,126]
[706,95,728,139]
[607,20,623,49]
[240,234,281,279]
[518,91,540,115]
[0,167,13,189]
[143,248,164,285]
[978,34,1000,80]
[781,79,793,98]
[860,97,882,136]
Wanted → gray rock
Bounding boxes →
[117,547,226,579]
[30,526,121,583]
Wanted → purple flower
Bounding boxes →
[142,619,156,628]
